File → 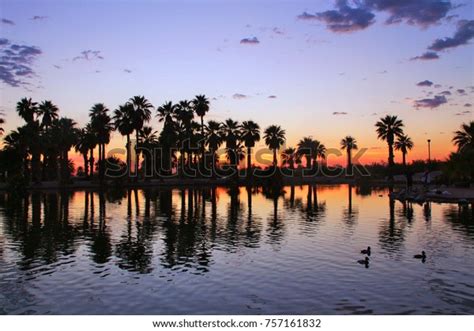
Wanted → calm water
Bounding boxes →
[0,184,473,315]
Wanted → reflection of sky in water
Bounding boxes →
[0,185,473,314]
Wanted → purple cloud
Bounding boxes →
[410,51,440,61]
[31,16,47,20]
[297,12,318,20]
[416,80,433,87]
[268,95,277,99]
[313,0,375,33]
[414,95,447,109]
[333,111,348,115]
[428,19,474,51]
[240,37,260,45]
[439,90,451,96]
[123,69,132,73]
[233,93,248,99]
[73,50,104,61]
[1,18,15,25]
[365,0,453,27]
[457,89,466,95]
[464,103,472,107]
[0,39,42,87]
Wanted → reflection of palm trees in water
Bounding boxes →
[378,193,407,255]
[442,204,474,239]
[342,184,358,231]
[159,189,212,272]
[90,191,112,264]
[115,190,157,273]
[262,185,286,245]
[0,192,79,268]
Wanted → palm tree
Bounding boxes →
[140,126,158,177]
[453,121,474,153]
[156,101,177,125]
[0,114,4,136]
[113,103,134,177]
[84,123,97,178]
[297,137,315,169]
[314,140,326,168]
[89,103,113,181]
[222,119,240,170]
[16,97,38,124]
[340,136,358,173]
[16,98,41,181]
[192,95,210,165]
[205,120,223,174]
[75,128,91,177]
[281,147,299,169]
[375,115,404,169]
[394,135,414,167]
[240,120,261,173]
[263,125,286,167]
[56,117,79,182]
[129,96,153,179]
[175,100,194,172]
[38,100,59,129]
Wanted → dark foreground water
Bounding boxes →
[0,184,473,315]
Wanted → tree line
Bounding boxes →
[0,96,472,185]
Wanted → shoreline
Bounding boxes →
[1,177,473,204]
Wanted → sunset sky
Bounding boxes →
[1,0,473,166]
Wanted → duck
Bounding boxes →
[357,256,369,265]
[360,246,371,256]
[414,251,426,259]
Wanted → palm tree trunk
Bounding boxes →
[83,153,88,177]
[126,134,130,179]
[388,142,394,168]
[89,148,94,178]
[247,146,252,177]
[200,115,205,170]
[273,149,277,167]
[135,130,139,181]
[347,149,352,175]
[402,152,406,167]
[306,155,311,170]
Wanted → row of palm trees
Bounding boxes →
[1,95,473,183]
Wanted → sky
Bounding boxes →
[0,0,473,166]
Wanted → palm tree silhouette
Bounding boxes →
[340,136,358,174]
[129,96,153,179]
[375,115,404,172]
[16,98,42,182]
[264,125,286,167]
[240,120,260,174]
[222,119,240,171]
[192,95,210,166]
[38,100,59,129]
[89,103,112,181]
[113,103,134,178]
[453,121,474,152]
[297,137,314,170]
[16,97,38,124]
[75,128,92,177]
[205,120,223,175]
[0,115,4,136]
[314,140,326,169]
[140,126,158,177]
[281,147,299,169]
[175,100,194,173]
[394,134,414,167]
[56,117,79,182]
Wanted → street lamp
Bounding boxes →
[427,139,431,163]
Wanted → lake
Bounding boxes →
[1,184,473,314]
